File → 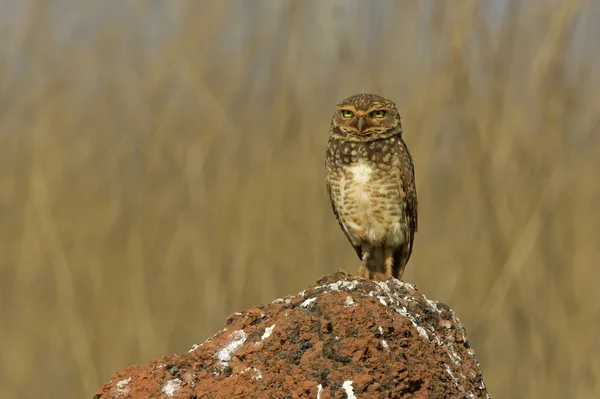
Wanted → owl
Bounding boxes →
[325,93,418,280]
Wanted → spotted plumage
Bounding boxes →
[325,94,418,280]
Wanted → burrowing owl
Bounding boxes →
[325,93,418,280]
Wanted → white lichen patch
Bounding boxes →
[194,326,229,351]
[445,365,460,387]
[240,367,262,380]
[261,324,275,340]
[416,325,429,340]
[317,383,323,399]
[344,296,356,307]
[162,378,182,397]
[342,380,357,399]
[216,330,247,366]
[426,298,442,313]
[394,304,430,340]
[381,339,389,349]
[313,280,359,292]
[300,297,317,308]
[375,280,393,295]
[329,280,359,291]
[446,343,462,365]
[115,377,131,395]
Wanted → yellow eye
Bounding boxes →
[371,110,386,118]
[341,110,354,118]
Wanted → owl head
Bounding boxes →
[330,93,402,141]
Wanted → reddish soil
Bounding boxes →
[94,271,489,398]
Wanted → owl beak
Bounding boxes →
[357,116,366,133]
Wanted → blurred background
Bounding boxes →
[1,0,599,398]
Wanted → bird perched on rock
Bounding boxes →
[325,94,418,280]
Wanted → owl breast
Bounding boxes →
[332,161,407,247]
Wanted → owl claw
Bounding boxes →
[359,251,371,279]
[357,265,369,279]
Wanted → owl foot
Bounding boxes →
[359,250,371,279]
[357,265,370,279]
[372,272,390,281]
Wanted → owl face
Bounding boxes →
[331,93,401,140]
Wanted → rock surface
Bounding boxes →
[94,271,490,398]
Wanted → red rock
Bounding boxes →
[94,271,490,398]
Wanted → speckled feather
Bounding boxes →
[325,94,418,280]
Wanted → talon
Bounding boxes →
[360,251,370,279]
[357,265,369,279]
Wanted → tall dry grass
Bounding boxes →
[0,1,599,398]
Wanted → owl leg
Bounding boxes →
[383,247,394,279]
[358,242,372,279]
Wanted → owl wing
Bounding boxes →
[399,138,418,262]
[326,177,363,260]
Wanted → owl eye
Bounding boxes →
[341,110,354,118]
[371,110,386,118]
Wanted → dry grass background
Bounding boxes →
[1,1,599,398]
